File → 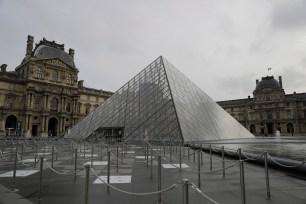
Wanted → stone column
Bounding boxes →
[41,116,45,132]
[45,116,49,135]
[59,117,63,132]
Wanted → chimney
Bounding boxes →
[78,80,84,87]
[69,48,75,59]
[248,95,250,99]
[25,35,34,60]
[279,76,282,88]
[256,79,259,85]
[1,64,7,72]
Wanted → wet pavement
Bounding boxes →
[0,141,306,204]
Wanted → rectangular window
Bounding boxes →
[96,96,99,102]
[87,95,90,101]
[267,111,273,120]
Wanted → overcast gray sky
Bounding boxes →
[1,0,306,101]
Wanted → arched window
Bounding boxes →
[67,74,72,84]
[50,98,58,112]
[36,67,44,79]
[250,124,256,134]
[52,71,58,82]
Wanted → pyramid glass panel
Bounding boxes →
[65,56,254,142]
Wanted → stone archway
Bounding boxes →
[48,117,58,136]
[5,115,17,136]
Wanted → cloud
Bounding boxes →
[281,66,306,93]
[271,0,306,29]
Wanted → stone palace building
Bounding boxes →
[0,35,112,137]
[217,76,306,136]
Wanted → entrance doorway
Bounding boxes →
[48,117,58,136]
[32,125,38,137]
[5,115,17,136]
[267,123,273,134]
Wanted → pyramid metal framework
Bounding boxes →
[65,56,254,142]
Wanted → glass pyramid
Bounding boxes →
[65,56,254,142]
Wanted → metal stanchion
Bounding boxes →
[175,143,177,154]
[183,142,185,157]
[193,148,195,163]
[146,144,149,168]
[179,144,182,171]
[239,161,246,204]
[182,179,189,204]
[157,155,162,204]
[21,144,24,161]
[51,146,54,169]
[34,145,37,168]
[150,148,153,180]
[200,145,203,166]
[222,146,225,178]
[100,144,103,161]
[116,146,119,172]
[12,151,18,191]
[264,152,271,199]
[74,148,78,180]
[238,148,242,161]
[209,145,212,171]
[197,150,201,188]
[188,143,190,159]
[38,157,44,203]
[84,164,90,204]
[170,143,172,163]
[91,145,94,168]
[107,151,110,191]
[163,143,166,157]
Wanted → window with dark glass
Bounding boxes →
[66,102,71,112]
[267,111,273,120]
[50,98,58,112]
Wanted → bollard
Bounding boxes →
[10,141,13,160]
[182,179,189,204]
[200,145,203,166]
[238,148,242,161]
[183,142,185,157]
[264,152,271,199]
[157,155,162,204]
[179,144,182,171]
[91,145,94,168]
[163,143,166,157]
[197,150,201,188]
[209,145,212,171]
[21,144,24,161]
[107,151,110,191]
[193,148,195,163]
[34,146,37,168]
[188,143,190,159]
[38,157,44,203]
[222,146,225,178]
[170,143,172,163]
[51,146,54,169]
[100,145,103,161]
[12,151,18,191]
[146,145,149,168]
[74,148,78,180]
[84,164,90,204]
[150,148,153,180]
[116,146,119,172]
[175,143,177,154]
[239,161,246,204]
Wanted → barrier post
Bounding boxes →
[150,148,153,180]
[200,145,203,166]
[51,146,54,169]
[146,144,149,168]
[193,148,195,163]
[116,146,119,172]
[188,143,190,160]
[107,151,110,191]
[209,145,212,171]
[182,179,189,204]
[170,142,172,163]
[264,152,271,199]
[21,144,24,161]
[38,157,44,203]
[222,146,225,178]
[74,148,78,180]
[157,155,162,204]
[100,145,103,161]
[179,143,182,171]
[84,164,90,204]
[239,161,246,204]
[12,151,18,191]
[197,150,201,188]
[238,148,242,161]
[91,145,94,168]
[34,145,37,168]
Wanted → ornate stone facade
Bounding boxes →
[217,76,306,136]
[0,35,112,137]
